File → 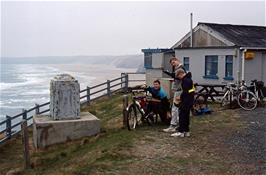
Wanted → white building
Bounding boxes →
[142,22,266,85]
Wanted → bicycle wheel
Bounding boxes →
[127,104,143,130]
[237,90,258,111]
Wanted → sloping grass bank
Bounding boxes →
[0,92,246,175]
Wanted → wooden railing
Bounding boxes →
[0,72,145,144]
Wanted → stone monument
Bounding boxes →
[50,74,80,120]
[33,74,100,148]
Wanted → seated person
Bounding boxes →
[193,97,212,116]
[143,80,170,124]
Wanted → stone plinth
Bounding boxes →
[50,74,80,120]
[33,112,100,148]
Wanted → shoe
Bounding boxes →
[163,125,177,133]
[171,132,185,137]
[184,132,190,137]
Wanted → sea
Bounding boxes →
[0,63,136,123]
[0,64,89,121]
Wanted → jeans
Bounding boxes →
[170,91,182,126]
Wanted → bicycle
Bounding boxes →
[221,80,259,111]
[126,88,160,131]
[220,82,242,107]
[237,80,264,110]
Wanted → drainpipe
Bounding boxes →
[190,13,193,47]
[241,49,247,81]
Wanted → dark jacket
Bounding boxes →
[180,72,195,110]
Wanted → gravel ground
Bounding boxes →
[226,107,266,175]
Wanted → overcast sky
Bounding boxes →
[1,1,265,57]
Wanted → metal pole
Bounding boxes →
[21,120,30,169]
[237,71,240,87]
[241,49,246,81]
[190,13,193,47]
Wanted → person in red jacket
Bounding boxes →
[171,69,195,137]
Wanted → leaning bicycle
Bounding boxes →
[237,80,264,110]
[221,81,259,110]
[221,82,242,107]
[126,88,160,130]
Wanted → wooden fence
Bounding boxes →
[0,72,145,145]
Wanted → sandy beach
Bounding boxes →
[47,64,138,87]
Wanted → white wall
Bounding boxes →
[146,69,163,86]
[152,53,164,68]
[174,48,239,84]
[262,53,266,83]
[163,52,174,77]
[244,51,264,84]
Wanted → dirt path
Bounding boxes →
[122,107,266,175]
[225,107,266,175]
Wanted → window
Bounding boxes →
[144,53,152,68]
[224,55,233,80]
[204,55,218,79]
[183,57,189,71]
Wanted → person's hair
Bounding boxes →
[153,79,161,84]
[169,57,179,63]
[175,68,185,77]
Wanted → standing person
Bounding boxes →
[162,57,186,132]
[171,69,195,137]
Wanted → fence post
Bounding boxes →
[22,108,27,121]
[21,119,30,169]
[121,73,125,88]
[6,115,12,139]
[124,74,129,93]
[107,80,111,97]
[87,86,91,105]
[35,103,40,115]
[122,95,128,128]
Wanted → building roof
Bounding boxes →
[200,22,266,47]
[141,48,173,53]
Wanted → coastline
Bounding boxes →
[0,63,138,121]
[47,64,137,87]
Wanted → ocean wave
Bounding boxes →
[2,97,48,104]
[0,65,60,91]
[23,89,50,95]
[0,64,103,118]
[0,78,43,91]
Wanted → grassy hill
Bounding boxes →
[0,92,249,175]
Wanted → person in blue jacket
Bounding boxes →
[145,80,170,124]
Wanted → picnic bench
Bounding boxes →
[194,83,226,102]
